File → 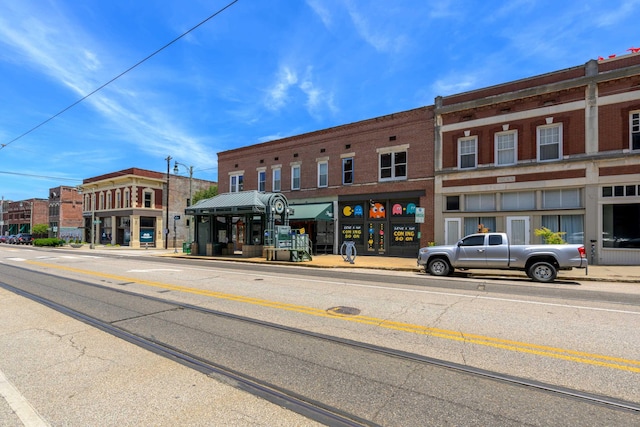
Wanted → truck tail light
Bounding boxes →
[578,246,586,258]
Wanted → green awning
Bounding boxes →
[289,203,333,221]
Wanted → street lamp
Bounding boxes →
[173,160,194,245]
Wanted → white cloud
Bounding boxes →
[265,66,298,110]
[264,65,336,118]
[346,3,407,53]
[0,2,217,169]
[596,0,640,27]
[431,74,478,97]
[306,0,333,28]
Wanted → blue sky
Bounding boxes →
[1,0,639,201]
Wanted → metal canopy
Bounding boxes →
[289,203,333,221]
[185,190,287,216]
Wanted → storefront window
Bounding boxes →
[603,204,640,248]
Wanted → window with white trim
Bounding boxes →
[99,193,104,210]
[379,150,407,180]
[537,123,562,161]
[124,189,130,208]
[143,190,153,208]
[501,191,535,211]
[291,165,301,190]
[465,193,495,211]
[495,131,517,166]
[257,170,266,192]
[317,161,328,187]
[116,190,121,209]
[342,157,353,185]
[631,111,640,151]
[458,137,477,169]
[272,167,281,192]
[542,188,581,209]
[230,173,244,193]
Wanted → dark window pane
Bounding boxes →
[446,196,460,211]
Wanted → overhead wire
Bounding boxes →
[0,0,239,152]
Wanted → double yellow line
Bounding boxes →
[27,260,640,373]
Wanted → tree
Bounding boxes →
[32,223,49,238]
[534,227,566,244]
[192,185,218,205]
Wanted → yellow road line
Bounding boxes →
[27,260,640,373]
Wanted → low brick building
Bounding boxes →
[81,168,215,249]
[48,186,84,240]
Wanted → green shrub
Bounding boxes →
[534,227,566,244]
[34,238,66,247]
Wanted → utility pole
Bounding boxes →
[165,156,172,249]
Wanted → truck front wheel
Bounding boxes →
[427,258,451,276]
[528,261,557,283]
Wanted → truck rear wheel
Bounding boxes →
[427,258,451,276]
[528,261,557,283]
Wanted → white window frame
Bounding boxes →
[257,169,266,192]
[272,167,281,192]
[494,130,517,166]
[229,173,244,193]
[124,189,130,208]
[542,188,582,209]
[291,164,301,190]
[631,111,640,151]
[458,136,477,169]
[377,145,408,181]
[537,123,563,162]
[143,189,154,208]
[317,161,328,188]
[115,190,121,209]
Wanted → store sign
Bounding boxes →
[140,228,154,243]
[415,207,425,223]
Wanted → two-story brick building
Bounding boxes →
[217,107,435,257]
[48,185,84,240]
[2,198,49,235]
[81,167,215,249]
[434,53,640,265]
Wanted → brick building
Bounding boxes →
[48,185,84,240]
[81,168,215,249]
[2,198,49,235]
[218,107,434,257]
[434,53,640,265]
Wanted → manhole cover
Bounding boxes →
[327,306,361,316]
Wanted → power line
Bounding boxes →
[0,0,239,152]
[0,170,82,182]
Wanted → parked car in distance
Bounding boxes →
[417,232,587,283]
[5,235,16,244]
[13,233,33,244]
[0,235,9,243]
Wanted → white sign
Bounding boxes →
[415,207,425,223]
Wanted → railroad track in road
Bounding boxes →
[2,264,639,426]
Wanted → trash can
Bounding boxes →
[182,242,191,254]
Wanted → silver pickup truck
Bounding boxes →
[417,232,587,282]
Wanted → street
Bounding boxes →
[1,244,639,425]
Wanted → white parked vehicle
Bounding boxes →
[417,233,587,283]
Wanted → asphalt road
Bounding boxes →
[1,245,639,425]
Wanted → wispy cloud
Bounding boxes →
[595,0,640,27]
[306,0,333,28]
[264,64,336,118]
[0,2,216,170]
[346,3,408,53]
